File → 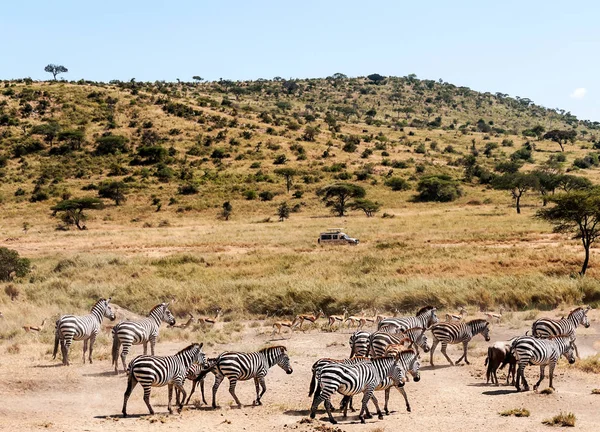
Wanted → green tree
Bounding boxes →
[0,247,30,281]
[385,177,411,191]
[95,134,129,155]
[44,64,68,80]
[51,197,105,230]
[274,168,297,193]
[57,129,85,150]
[537,190,600,275]
[543,129,577,152]
[98,181,129,205]
[367,73,385,84]
[350,199,381,217]
[415,175,463,202]
[192,76,203,83]
[317,183,366,217]
[278,202,290,221]
[303,125,319,142]
[221,201,232,221]
[492,173,540,214]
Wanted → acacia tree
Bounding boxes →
[350,199,381,217]
[51,198,104,230]
[98,181,128,205]
[44,64,68,80]
[543,129,577,152]
[274,168,297,193]
[537,190,600,275]
[278,202,290,222]
[317,183,366,217]
[493,173,539,214]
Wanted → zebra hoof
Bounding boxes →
[407,406,411,412]
[359,417,365,424]
[384,410,389,416]
[365,413,373,419]
[378,414,384,420]
[330,419,338,425]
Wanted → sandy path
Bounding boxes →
[0,321,598,432]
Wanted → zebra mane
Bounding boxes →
[568,307,584,317]
[174,343,201,356]
[416,306,435,316]
[149,303,167,314]
[467,318,488,326]
[259,345,287,354]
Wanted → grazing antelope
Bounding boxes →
[445,307,466,322]
[483,307,504,324]
[271,318,297,336]
[327,307,349,330]
[170,313,195,329]
[23,319,47,333]
[197,309,221,327]
[295,309,324,330]
[375,309,399,325]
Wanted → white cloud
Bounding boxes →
[570,88,587,99]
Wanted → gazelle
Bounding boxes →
[484,307,504,324]
[23,318,47,332]
[171,313,195,329]
[295,309,324,330]
[271,318,297,336]
[197,309,222,327]
[327,307,349,330]
[375,308,399,325]
[445,307,467,322]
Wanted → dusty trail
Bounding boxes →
[0,318,598,432]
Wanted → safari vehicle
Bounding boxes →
[318,228,359,245]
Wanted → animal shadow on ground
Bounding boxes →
[284,409,311,417]
[34,364,66,368]
[83,371,123,378]
[482,389,516,396]
[419,364,453,371]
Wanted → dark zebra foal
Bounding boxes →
[184,358,218,405]
[430,319,491,366]
[122,343,207,417]
[53,298,115,365]
[511,335,576,392]
[210,346,293,408]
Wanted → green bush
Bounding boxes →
[259,191,274,201]
[415,175,463,202]
[95,134,128,155]
[0,247,31,281]
[385,177,411,191]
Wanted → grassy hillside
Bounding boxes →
[1,75,600,323]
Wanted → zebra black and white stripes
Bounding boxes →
[53,298,115,365]
[210,346,293,408]
[349,331,371,357]
[122,343,207,417]
[511,335,576,392]
[430,319,491,366]
[369,327,430,357]
[532,306,591,358]
[378,306,439,333]
[111,302,176,373]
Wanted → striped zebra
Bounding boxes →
[532,306,591,358]
[53,298,115,366]
[309,356,405,424]
[342,349,421,415]
[183,357,218,405]
[369,327,430,357]
[122,342,207,417]
[511,335,576,392]
[111,302,176,374]
[308,356,370,402]
[377,306,439,333]
[430,319,490,367]
[210,345,293,408]
[349,331,371,357]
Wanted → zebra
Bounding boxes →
[377,306,439,333]
[349,331,371,357]
[183,357,218,405]
[53,298,115,366]
[309,356,405,424]
[430,319,491,367]
[342,349,422,415]
[210,345,293,408]
[111,302,176,374]
[511,335,576,392]
[369,327,430,357]
[122,342,207,417]
[532,306,591,358]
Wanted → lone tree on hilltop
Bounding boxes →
[51,197,104,230]
[317,183,366,217]
[192,76,203,83]
[537,190,600,276]
[543,129,577,152]
[367,73,385,84]
[274,168,297,193]
[44,64,68,80]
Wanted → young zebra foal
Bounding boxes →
[532,306,591,358]
[53,298,116,366]
[210,345,293,408]
[111,302,176,374]
[122,343,207,417]
[511,335,576,392]
[430,319,491,367]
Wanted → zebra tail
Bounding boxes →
[52,322,60,359]
[111,331,119,365]
[308,369,317,397]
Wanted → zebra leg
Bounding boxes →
[397,385,411,412]
[143,341,148,355]
[253,378,261,405]
[143,384,154,415]
[186,380,198,405]
[212,374,224,408]
[257,377,267,404]
[174,382,186,413]
[574,342,580,359]
[122,372,138,417]
[150,337,156,356]
[61,338,71,366]
[456,341,469,365]
[548,362,556,390]
[324,397,337,424]
[430,339,439,367]
[168,384,174,414]
[120,343,130,374]
[440,342,454,365]
[201,378,207,405]
[534,365,545,391]
[82,339,88,364]
[88,334,96,364]
[384,388,390,415]
[228,378,242,408]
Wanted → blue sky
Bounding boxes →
[1,1,598,121]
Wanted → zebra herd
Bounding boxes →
[49,299,593,424]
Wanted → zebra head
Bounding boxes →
[263,346,293,374]
[410,328,430,353]
[563,337,577,364]
[573,306,592,328]
[99,298,116,321]
[409,356,421,382]
[416,306,438,328]
[190,342,208,368]
[161,302,176,326]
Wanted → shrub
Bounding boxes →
[573,153,600,169]
[273,154,287,165]
[415,175,463,202]
[542,412,575,427]
[0,248,31,281]
[499,408,530,417]
[4,284,20,300]
[95,134,128,155]
[178,183,200,195]
[415,143,427,154]
[243,190,257,200]
[259,191,274,201]
[385,177,411,191]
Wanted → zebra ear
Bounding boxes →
[107,297,111,303]
[198,342,203,349]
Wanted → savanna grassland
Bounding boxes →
[1,74,600,327]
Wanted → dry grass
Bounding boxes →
[542,412,576,427]
[540,388,555,395]
[591,388,600,394]
[499,408,531,417]
[572,354,600,373]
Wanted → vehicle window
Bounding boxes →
[321,234,332,240]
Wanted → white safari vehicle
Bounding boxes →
[318,228,359,245]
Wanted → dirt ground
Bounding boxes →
[0,315,598,432]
